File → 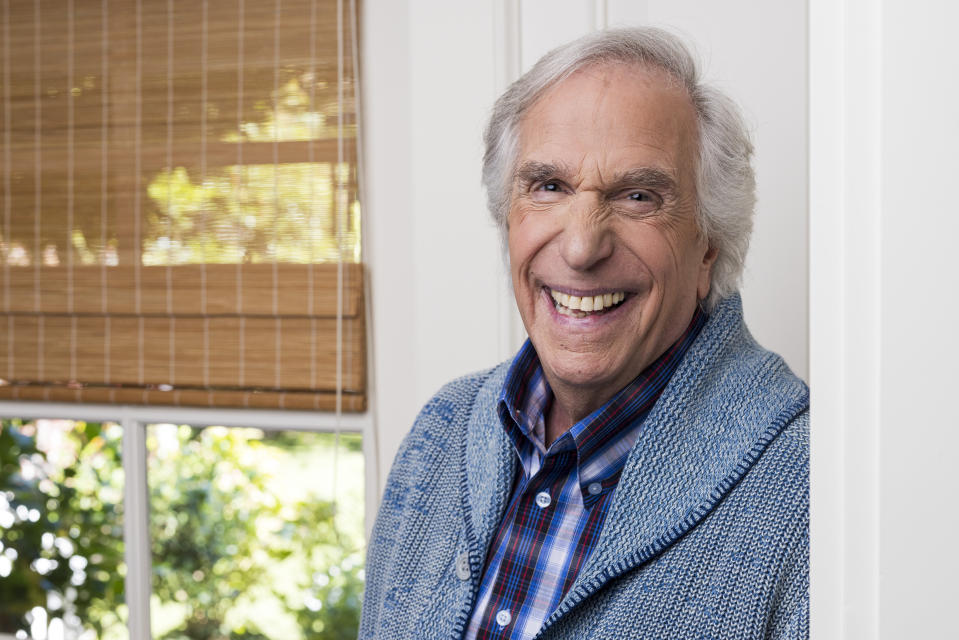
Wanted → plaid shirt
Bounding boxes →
[463,309,707,640]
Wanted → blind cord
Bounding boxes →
[3,0,12,380]
[33,0,42,381]
[101,0,111,385]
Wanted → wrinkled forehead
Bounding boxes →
[522,60,694,123]
[515,62,700,180]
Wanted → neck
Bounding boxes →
[544,384,613,447]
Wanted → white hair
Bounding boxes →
[482,27,755,310]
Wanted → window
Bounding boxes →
[0,416,367,639]
[0,0,370,638]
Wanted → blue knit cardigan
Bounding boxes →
[360,295,809,640]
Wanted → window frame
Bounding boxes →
[0,399,377,639]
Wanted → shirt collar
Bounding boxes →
[498,307,708,505]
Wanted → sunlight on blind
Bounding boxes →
[0,0,365,411]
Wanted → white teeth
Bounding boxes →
[549,289,627,314]
[556,304,583,318]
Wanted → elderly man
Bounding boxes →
[360,27,808,640]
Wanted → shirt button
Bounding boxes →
[455,551,470,580]
[587,482,603,496]
[535,491,551,508]
[495,609,512,627]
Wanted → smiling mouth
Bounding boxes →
[548,288,628,318]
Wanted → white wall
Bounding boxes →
[878,1,959,630]
[364,0,809,489]
[363,0,506,488]
[810,0,959,636]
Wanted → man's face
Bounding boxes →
[508,63,716,405]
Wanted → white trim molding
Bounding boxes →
[0,400,371,432]
[121,417,152,640]
[809,0,881,636]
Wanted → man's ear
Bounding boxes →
[697,246,718,301]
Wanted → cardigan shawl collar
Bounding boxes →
[461,294,809,637]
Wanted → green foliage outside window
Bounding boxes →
[0,420,364,640]
[0,419,127,639]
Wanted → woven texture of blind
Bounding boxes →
[0,0,365,411]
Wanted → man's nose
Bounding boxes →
[558,197,614,271]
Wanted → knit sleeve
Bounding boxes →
[767,524,809,640]
[771,590,808,640]
[767,412,809,640]
[357,419,422,639]
[359,387,458,639]
[358,370,491,640]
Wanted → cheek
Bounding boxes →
[620,226,681,273]
[506,229,526,280]
[645,220,706,278]
[507,226,538,298]
[507,209,558,274]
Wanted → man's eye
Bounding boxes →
[529,180,565,202]
[617,189,661,216]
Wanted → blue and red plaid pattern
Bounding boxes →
[463,308,707,640]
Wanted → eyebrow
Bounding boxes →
[605,167,679,195]
[514,161,679,195]
[514,161,567,187]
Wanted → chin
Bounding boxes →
[543,351,623,391]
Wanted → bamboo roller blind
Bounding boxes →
[0,0,365,411]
